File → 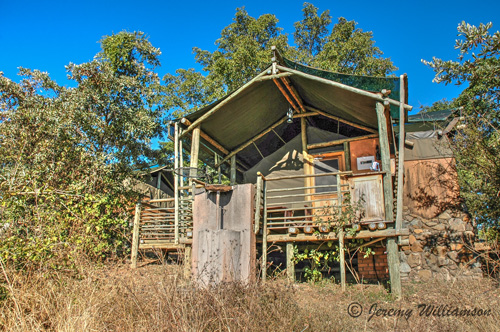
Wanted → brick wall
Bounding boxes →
[357,247,389,281]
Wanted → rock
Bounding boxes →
[449,218,466,232]
[400,262,411,273]
[433,223,446,231]
[408,253,422,267]
[399,252,407,263]
[438,257,449,267]
[438,211,452,220]
[447,251,459,262]
[435,246,447,258]
[418,270,433,281]
[450,243,463,251]
[409,235,417,245]
[411,241,423,252]
[410,219,422,227]
[414,229,424,234]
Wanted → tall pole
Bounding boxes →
[376,101,401,298]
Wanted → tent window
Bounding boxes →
[314,158,339,193]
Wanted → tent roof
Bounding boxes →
[179,57,410,171]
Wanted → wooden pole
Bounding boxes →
[337,173,346,291]
[273,79,300,113]
[215,116,288,168]
[376,102,394,220]
[376,101,401,298]
[189,126,201,180]
[131,202,142,268]
[277,65,413,111]
[307,134,378,150]
[286,242,295,282]
[280,77,306,113]
[261,181,268,282]
[230,155,236,185]
[174,123,180,244]
[395,75,406,234]
[254,174,263,234]
[343,142,351,171]
[184,246,192,280]
[301,117,308,154]
[305,106,378,134]
[181,118,229,155]
[180,69,270,138]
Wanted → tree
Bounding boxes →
[164,4,397,118]
[418,98,458,113]
[424,22,500,231]
[0,31,165,271]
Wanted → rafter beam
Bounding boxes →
[307,134,379,150]
[273,79,300,113]
[305,106,378,134]
[280,76,306,113]
[180,118,229,155]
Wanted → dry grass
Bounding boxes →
[1,262,499,332]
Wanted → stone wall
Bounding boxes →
[399,207,482,281]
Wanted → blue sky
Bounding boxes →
[1,0,499,114]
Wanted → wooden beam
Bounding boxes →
[280,76,306,113]
[376,101,401,299]
[305,106,378,134]
[262,181,268,282]
[230,155,236,185]
[307,134,378,150]
[301,117,308,154]
[395,75,406,234]
[343,142,351,171]
[376,102,394,220]
[215,116,288,168]
[273,78,300,113]
[189,127,201,180]
[292,112,319,118]
[255,72,293,82]
[174,123,180,244]
[130,203,142,268]
[264,228,409,243]
[181,118,229,155]
[277,64,413,111]
[286,242,295,282]
[180,68,270,138]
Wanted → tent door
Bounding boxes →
[307,152,345,224]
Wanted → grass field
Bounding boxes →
[1,261,499,332]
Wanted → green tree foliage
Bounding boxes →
[418,98,458,113]
[0,31,165,271]
[164,3,397,118]
[424,22,500,232]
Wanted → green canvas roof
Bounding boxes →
[179,58,410,171]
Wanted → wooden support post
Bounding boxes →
[301,117,307,154]
[230,155,236,185]
[339,229,346,291]
[344,142,351,171]
[395,75,406,235]
[254,174,263,234]
[337,173,346,291]
[131,202,142,268]
[184,246,192,280]
[174,123,180,244]
[261,181,268,282]
[179,138,184,187]
[286,242,295,282]
[376,102,394,220]
[189,126,201,180]
[376,101,401,298]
